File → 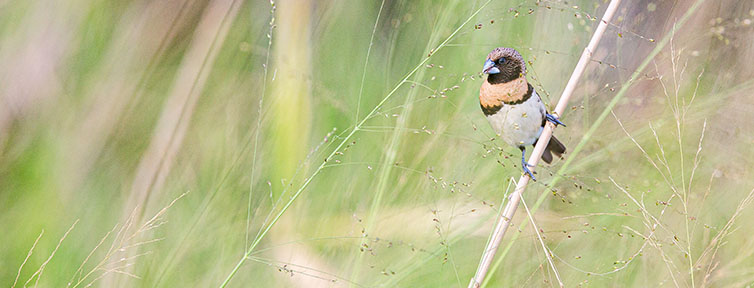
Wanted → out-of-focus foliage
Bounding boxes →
[1,0,754,287]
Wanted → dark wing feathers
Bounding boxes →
[534,134,566,164]
[540,135,566,164]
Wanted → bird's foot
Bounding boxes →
[546,113,566,127]
[521,159,536,181]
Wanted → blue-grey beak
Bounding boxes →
[482,59,500,74]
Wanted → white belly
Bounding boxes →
[485,91,546,148]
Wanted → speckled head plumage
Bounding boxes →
[482,47,526,84]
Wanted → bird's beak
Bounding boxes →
[482,59,500,74]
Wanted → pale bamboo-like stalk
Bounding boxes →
[467,1,622,287]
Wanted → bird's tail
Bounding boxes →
[540,136,566,164]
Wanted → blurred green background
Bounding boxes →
[2,0,754,287]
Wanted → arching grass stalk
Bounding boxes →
[219,1,494,286]
[481,0,707,286]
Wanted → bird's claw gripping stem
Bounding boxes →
[521,149,536,181]
[546,113,566,127]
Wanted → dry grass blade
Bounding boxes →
[25,220,78,288]
[697,188,754,282]
[519,193,562,287]
[124,0,242,223]
[67,225,116,287]
[69,192,186,288]
[12,230,44,288]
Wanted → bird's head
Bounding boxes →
[482,47,525,83]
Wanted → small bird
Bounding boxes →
[479,47,566,180]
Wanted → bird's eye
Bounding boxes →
[497,58,506,64]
